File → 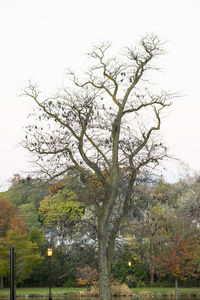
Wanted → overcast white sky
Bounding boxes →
[0,0,200,190]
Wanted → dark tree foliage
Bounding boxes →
[5,174,49,210]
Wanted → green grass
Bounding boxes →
[131,287,200,296]
[1,287,200,297]
[0,287,85,296]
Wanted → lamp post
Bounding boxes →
[10,246,15,300]
[47,248,53,300]
[127,261,132,287]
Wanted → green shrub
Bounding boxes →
[64,278,77,287]
[137,280,146,287]
[126,275,137,288]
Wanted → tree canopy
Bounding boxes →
[22,34,175,300]
[0,197,43,287]
[39,188,84,240]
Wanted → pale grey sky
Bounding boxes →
[0,0,200,189]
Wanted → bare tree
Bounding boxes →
[23,34,175,300]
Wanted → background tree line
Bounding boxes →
[1,171,200,289]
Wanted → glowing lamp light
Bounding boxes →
[47,248,53,257]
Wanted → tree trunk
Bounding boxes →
[0,275,4,289]
[150,269,155,283]
[149,257,155,284]
[99,266,111,300]
[98,234,112,300]
[175,277,178,300]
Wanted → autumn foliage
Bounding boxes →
[155,236,199,281]
[76,266,98,287]
[0,197,43,285]
[0,197,27,237]
[48,180,64,194]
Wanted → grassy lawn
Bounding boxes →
[1,287,200,297]
[0,287,85,296]
[131,287,200,296]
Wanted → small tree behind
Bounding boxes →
[155,236,199,299]
[0,198,17,238]
[0,229,43,285]
[0,198,43,287]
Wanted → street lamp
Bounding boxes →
[48,248,53,257]
[47,248,53,300]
